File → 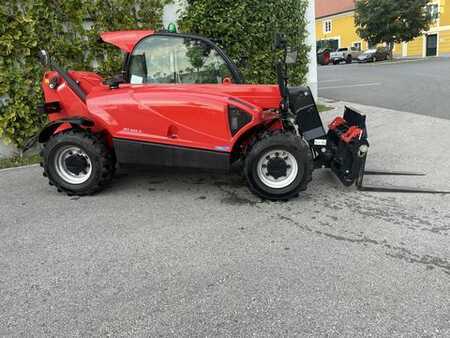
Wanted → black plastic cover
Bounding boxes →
[228,106,252,136]
[289,86,326,141]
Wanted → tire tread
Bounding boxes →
[243,131,313,200]
[42,130,115,196]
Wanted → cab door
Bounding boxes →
[115,34,242,152]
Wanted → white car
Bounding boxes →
[330,47,362,65]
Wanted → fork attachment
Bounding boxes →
[312,106,370,187]
[313,106,450,194]
[356,169,450,194]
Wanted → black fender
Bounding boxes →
[38,117,95,143]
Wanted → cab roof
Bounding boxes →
[100,30,155,53]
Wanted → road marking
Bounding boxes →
[320,83,381,90]
[319,58,425,71]
[370,58,424,66]
[319,79,342,83]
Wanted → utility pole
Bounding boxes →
[306,0,318,99]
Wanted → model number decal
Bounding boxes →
[122,128,143,134]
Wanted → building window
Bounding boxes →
[324,20,332,33]
[427,4,439,20]
[317,39,339,51]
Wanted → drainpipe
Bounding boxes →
[305,0,318,100]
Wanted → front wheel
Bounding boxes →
[243,133,313,201]
[42,130,116,196]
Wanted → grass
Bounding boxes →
[317,103,333,112]
[0,154,41,170]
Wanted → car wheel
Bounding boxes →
[346,55,353,64]
[42,130,116,196]
[243,132,313,201]
[372,56,377,63]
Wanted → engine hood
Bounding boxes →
[87,83,282,112]
[171,84,282,110]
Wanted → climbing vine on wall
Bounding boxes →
[0,0,169,148]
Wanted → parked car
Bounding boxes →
[317,48,331,65]
[330,47,362,64]
[357,47,390,63]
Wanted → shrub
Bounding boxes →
[178,0,309,85]
[0,0,169,148]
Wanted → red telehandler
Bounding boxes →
[29,30,448,200]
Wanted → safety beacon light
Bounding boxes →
[168,23,177,33]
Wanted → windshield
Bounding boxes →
[129,35,234,84]
[337,48,347,52]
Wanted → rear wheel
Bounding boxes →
[346,55,353,64]
[243,133,313,201]
[42,130,115,196]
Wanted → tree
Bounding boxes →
[355,0,433,53]
[178,0,309,86]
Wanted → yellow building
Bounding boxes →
[315,0,450,58]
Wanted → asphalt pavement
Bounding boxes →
[1,102,449,336]
[318,57,450,120]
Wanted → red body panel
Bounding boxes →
[100,30,154,52]
[41,30,284,156]
[42,75,283,153]
[86,83,282,151]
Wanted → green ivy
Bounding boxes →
[0,0,169,148]
[178,0,309,86]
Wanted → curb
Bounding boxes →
[0,164,40,173]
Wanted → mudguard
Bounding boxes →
[38,117,95,143]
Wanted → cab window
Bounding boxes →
[128,35,234,84]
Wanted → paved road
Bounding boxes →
[1,103,449,336]
[318,58,450,120]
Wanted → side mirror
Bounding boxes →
[286,48,298,65]
[104,72,126,89]
[37,50,50,66]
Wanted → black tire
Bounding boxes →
[41,130,116,196]
[243,133,313,201]
[332,60,338,65]
[346,55,353,64]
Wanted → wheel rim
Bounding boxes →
[256,150,299,189]
[54,145,92,184]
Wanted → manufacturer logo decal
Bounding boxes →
[215,146,230,152]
